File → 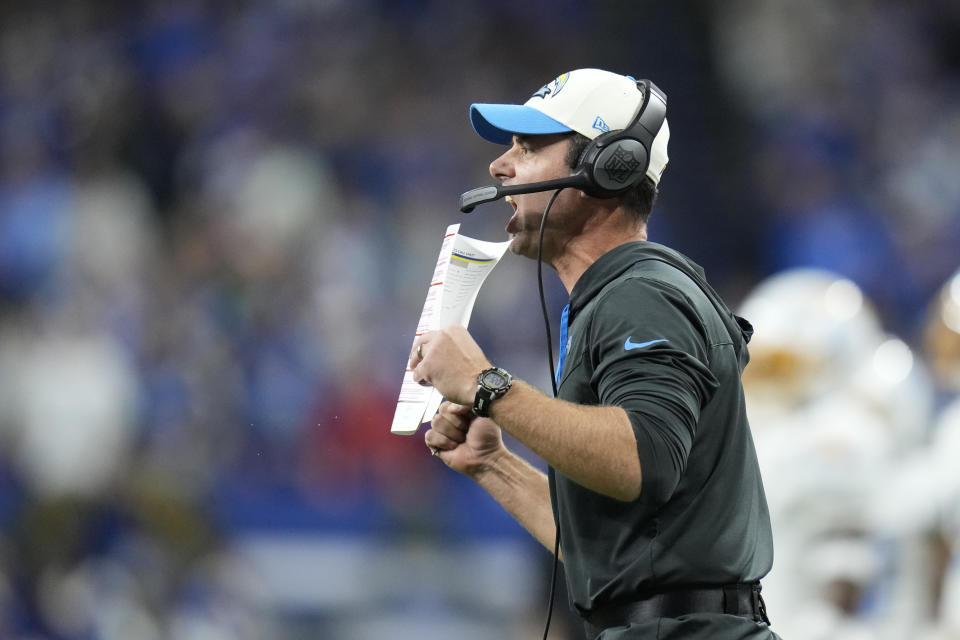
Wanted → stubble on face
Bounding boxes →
[506,190,587,264]
[499,135,579,261]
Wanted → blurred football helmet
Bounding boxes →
[739,268,886,420]
[924,268,960,392]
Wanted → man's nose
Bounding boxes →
[489,149,514,182]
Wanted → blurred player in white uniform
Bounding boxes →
[916,268,960,640]
[739,268,936,639]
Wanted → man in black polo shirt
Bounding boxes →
[409,69,780,639]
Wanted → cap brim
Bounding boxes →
[470,104,572,145]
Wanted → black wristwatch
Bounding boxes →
[473,366,513,417]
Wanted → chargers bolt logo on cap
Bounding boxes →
[531,72,570,99]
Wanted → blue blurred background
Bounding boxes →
[0,1,959,638]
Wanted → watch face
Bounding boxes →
[483,371,506,388]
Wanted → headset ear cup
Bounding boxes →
[572,78,666,200]
[577,136,649,198]
[592,139,648,194]
[575,131,618,198]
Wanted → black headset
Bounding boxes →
[572,78,667,198]
[459,79,667,212]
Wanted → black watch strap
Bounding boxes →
[473,367,513,417]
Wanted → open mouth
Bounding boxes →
[504,196,521,234]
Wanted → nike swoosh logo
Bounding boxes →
[624,337,668,351]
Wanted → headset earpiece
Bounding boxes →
[573,79,666,199]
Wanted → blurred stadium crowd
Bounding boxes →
[0,1,957,638]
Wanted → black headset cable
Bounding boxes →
[536,188,564,640]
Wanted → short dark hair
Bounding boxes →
[564,132,659,224]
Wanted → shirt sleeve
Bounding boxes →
[588,277,720,506]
